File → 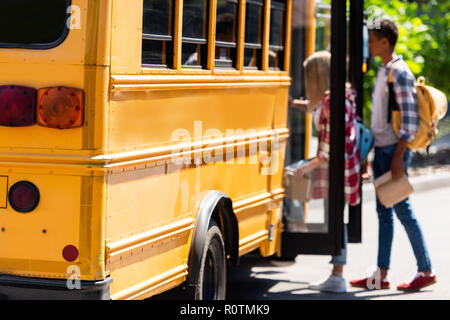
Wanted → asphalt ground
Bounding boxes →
[226,172,450,300]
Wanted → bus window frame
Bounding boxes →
[214,0,240,69]
[243,0,264,70]
[140,0,292,75]
[0,0,72,50]
[142,0,176,68]
[181,0,210,69]
[268,0,287,71]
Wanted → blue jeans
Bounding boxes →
[373,144,432,272]
[325,200,348,265]
[330,225,348,265]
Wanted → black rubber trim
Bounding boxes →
[0,275,112,300]
[186,191,238,287]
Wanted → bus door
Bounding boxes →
[281,0,365,258]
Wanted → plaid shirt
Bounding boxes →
[386,57,419,142]
[313,89,361,206]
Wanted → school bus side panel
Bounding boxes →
[105,147,272,299]
[108,87,277,152]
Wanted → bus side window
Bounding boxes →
[215,0,239,69]
[244,0,264,69]
[142,0,175,68]
[182,0,208,68]
[269,0,286,70]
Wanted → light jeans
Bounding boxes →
[373,144,432,272]
[325,200,348,266]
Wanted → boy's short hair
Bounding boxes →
[368,19,399,47]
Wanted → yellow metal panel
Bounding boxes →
[236,0,246,71]
[111,0,143,74]
[105,152,269,242]
[262,0,272,71]
[85,0,113,66]
[0,176,7,209]
[173,0,184,70]
[208,0,218,71]
[0,171,106,281]
[108,86,285,152]
[284,0,293,72]
[303,0,317,217]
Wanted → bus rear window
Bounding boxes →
[0,0,71,49]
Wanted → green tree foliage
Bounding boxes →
[363,0,449,126]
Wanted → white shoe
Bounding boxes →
[309,275,347,293]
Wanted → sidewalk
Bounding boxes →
[226,166,450,300]
[227,176,450,300]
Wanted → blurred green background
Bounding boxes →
[363,0,449,138]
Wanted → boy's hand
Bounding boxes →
[391,139,408,180]
[390,153,405,179]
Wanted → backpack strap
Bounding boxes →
[387,60,401,124]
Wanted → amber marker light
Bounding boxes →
[37,87,84,129]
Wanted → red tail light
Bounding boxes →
[0,85,36,127]
[8,181,40,213]
[37,87,84,129]
[62,245,79,262]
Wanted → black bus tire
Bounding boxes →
[195,221,226,300]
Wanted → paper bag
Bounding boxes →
[284,167,313,202]
[374,171,414,208]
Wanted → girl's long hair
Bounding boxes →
[303,50,331,108]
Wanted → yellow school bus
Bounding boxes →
[0,0,293,300]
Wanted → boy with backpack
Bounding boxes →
[350,19,437,291]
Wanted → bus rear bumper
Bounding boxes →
[0,275,112,300]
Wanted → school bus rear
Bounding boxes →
[0,0,112,298]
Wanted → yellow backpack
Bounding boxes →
[388,63,448,150]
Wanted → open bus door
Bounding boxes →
[281,0,365,258]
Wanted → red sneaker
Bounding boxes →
[349,276,390,290]
[397,273,437,291]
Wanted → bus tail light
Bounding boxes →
[37,87,84,129]
[0,86,36,127]
[62,245,79,262]
[8,181,40,213]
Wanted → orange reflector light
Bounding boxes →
[37,87,84,129]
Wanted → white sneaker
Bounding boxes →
[309,275,347,293]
